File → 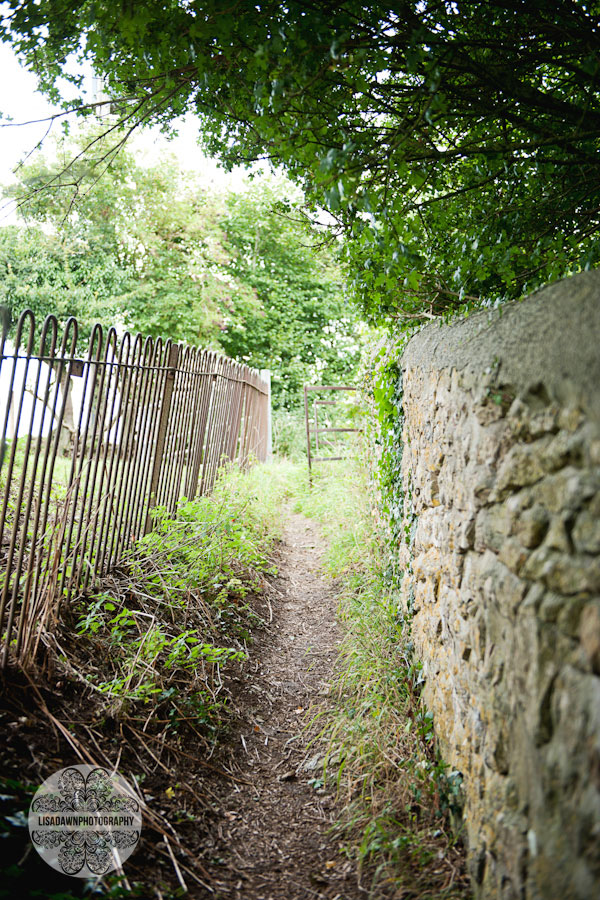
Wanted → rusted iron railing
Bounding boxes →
[0,308,270,670]
[303,384,361,482]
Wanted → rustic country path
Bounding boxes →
[198,511,367,900]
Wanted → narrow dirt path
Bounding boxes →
[199,511,366,900]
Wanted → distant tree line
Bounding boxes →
[1,128,359,408]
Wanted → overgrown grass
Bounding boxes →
[272,409,308,459]
[294,459,468,898]
[69,459,297,720]
[0,458,298,899]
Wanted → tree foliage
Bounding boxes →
[219,182,359,407]
[2,1,599,324]
[0,224,128,332]
[3,128,254,343]
[1,129,359,405]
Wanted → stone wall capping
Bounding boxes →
[403,270,600,422]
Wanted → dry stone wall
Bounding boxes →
[398,271,600,899]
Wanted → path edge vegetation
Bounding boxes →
[295,448,468,896]
[0,460,292,899]
[1,443,470,898]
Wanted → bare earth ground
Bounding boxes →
[0,510,369,900]
[200,511,366,900]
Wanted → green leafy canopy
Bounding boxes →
[219,180,360,407]
[1,125,359,407]
[2,1,599,325]
[1,125,248,343]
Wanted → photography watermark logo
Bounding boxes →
[28,765,142,877]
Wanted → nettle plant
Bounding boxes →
[73,480,280,720]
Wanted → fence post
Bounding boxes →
[144,342,179,534]
[304,383,312,483]
[259,369,272,460]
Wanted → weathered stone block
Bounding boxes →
[520,583,545,615]
[543,515,572,553]
[507,396,560,440]
[473,395,508,425]
[482,554,528,614]
[538,591,566,624]
[414,576,436,609]
[472,466,497,503]
[572,493,600,554]
[541,428,586,471]
[557,405,585,433]
[533,466,599,514]
[494,437,554,496]
[458,514,477,551]
[475,505,511,552]
[556,595,588,639]
[498,537,528,575]
[512,503,549,548]
[413,547,442,581]
[522,547,600,595]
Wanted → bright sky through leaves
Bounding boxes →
[0,42,247,221]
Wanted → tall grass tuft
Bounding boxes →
[296,459,468,897]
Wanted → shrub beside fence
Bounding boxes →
[0,308,270,671]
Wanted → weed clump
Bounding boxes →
[0,460,293,898]
[297,459,468,898]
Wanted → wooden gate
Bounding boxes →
[303,384,361,482]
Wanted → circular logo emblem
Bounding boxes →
[28,765,142,877]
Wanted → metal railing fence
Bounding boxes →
[0,308,269,670]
